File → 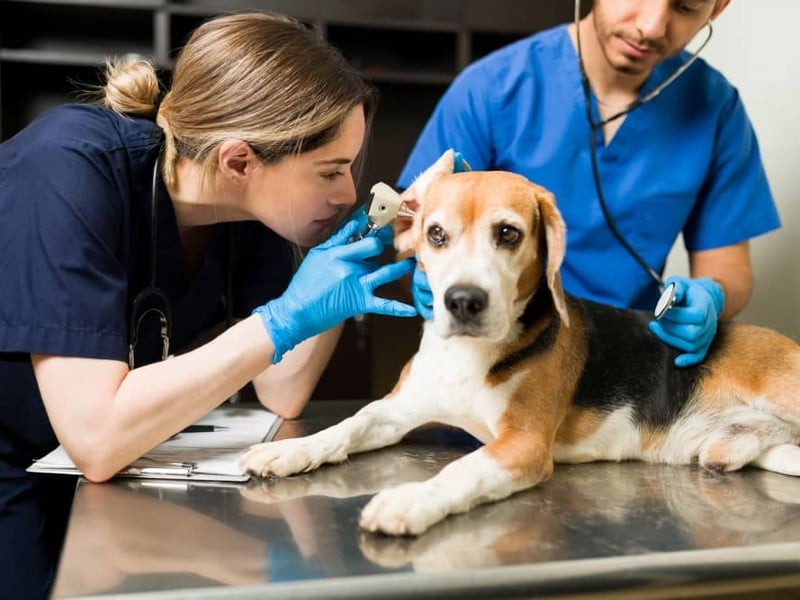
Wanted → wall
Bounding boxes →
[664,1,800,339]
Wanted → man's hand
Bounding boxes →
[649,276,725,368]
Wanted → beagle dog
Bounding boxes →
[241,150,800,536]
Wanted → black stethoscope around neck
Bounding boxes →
[128,156,172,369]
[573,0,713,317]
[128,156,236,370]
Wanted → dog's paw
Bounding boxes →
[358,531,418,567]
[359,481,447,535]
[239,437,345,478]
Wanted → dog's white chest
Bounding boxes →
[395,330,517,441]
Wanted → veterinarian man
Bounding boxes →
[398,0,780,368]
[0,12,415,598]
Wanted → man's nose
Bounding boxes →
[635,1,669,41]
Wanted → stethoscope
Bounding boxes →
[128,157,236,370]
[128,156,172,369]
[573,0,713,319]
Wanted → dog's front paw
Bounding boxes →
[239,437,345,478]
[359,481,447,535]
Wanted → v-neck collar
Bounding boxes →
[560,25,672,154]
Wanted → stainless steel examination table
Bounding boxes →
[51,400,800,599]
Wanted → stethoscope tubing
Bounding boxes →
[573,0,712,316]
[129,154,236,368]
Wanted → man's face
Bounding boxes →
[591,0,725,76]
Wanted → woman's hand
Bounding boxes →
[254,218,416,363]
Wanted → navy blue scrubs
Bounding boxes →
[0,104,294,596]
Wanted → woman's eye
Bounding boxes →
[322,171,344,181]
[496,225,522,248]
[426,224,447,247]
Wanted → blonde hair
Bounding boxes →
[93,11,378,187]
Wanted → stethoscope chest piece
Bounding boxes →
[654,282,678,320]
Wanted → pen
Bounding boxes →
[123,461,195,477]
[180,424,228,433]
[168,424,228,440]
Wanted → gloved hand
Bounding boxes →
[254,217,416,363]
[409,151,471,321]
[410,260,434,320]
[452,151,470,173]
[648,276,725,368]
[348,202,394,246]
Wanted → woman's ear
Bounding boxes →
[217,139,255,180]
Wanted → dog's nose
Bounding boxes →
[444,285,488,321]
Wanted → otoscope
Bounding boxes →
[349,182,413,242]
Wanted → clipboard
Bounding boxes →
[28,405,282,483]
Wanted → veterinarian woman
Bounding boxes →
[399,0,780,368]
[0,12,417,482]
[0,11,418,595]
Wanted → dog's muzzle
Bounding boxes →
[444,284,488,335]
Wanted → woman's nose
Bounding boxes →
[330,173,357,207]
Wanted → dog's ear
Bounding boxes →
[393,150,456,256]
[536,189,570,327]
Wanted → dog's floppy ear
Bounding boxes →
[393,150,456,256]
[536,189,570,327]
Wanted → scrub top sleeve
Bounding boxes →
[682,91,781,252]
[397,64,495,190]
[1,142,129,359]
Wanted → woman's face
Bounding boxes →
[248,105,366,248]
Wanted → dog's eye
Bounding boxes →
[426,224,448,247]
[496,225,522,248]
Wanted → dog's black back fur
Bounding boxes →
[572,297,708,428]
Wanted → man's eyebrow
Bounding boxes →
[314,158,351,166]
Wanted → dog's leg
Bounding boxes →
[751,444,800,476]
[239,398,429,478]
[360,432,551,535]
[694,415,800,476]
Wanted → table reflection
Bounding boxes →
[50,417,800,598]
[52,474,367,597]
[52,480,267,597]
[242,443,800,571]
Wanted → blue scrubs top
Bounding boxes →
[0,104,294,474]
[398,24,780,310]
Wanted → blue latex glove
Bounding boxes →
[410,259,434,320]
[254,217,416,363]
[409,151,471,321]
[648,276,725,368]
[452,151,470,173]
[348,202,394,246]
